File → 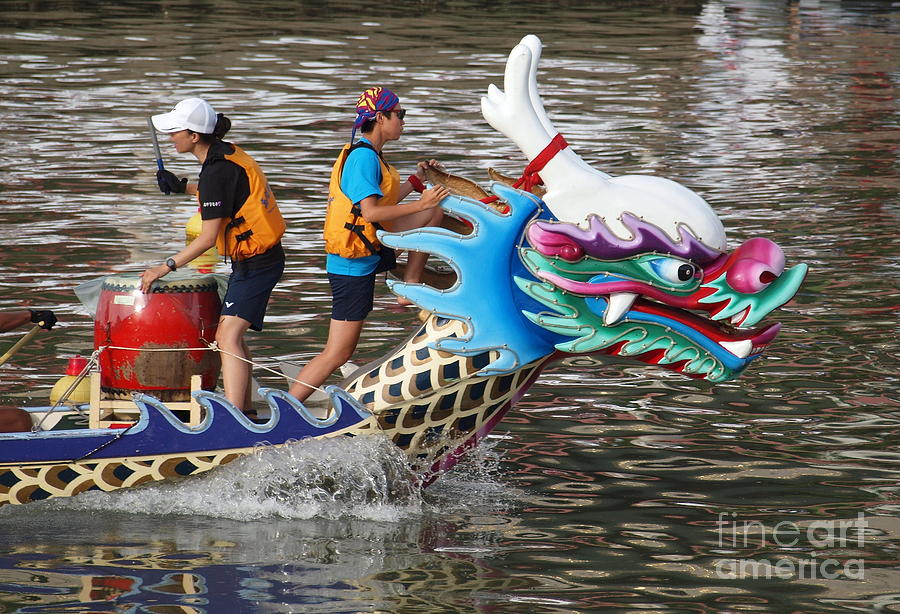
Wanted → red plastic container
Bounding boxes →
[65,355,88,376]
[93,275,222,401]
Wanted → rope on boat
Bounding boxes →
[102,345,211,352]
[72,420,137,462]
[91,342,327,393]
[201,340,327,394]
[31,348,100,432]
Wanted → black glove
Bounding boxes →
[29,309,57,330]
[156,169,187,195]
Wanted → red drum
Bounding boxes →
[94,275,222,401]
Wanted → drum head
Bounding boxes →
[101,274,220,294]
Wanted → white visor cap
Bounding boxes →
[152,98,217,134]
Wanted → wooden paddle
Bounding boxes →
[0,325,41,367]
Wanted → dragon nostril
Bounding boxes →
[559,245,583,261]
[760,271,778,284]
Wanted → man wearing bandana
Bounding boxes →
[289,87,449,403]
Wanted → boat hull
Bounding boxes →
[0,389,378,506]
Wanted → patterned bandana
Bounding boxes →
[351,86,399,142]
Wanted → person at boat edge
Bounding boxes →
[140,97,286,412]
[0,309,56,334]
[288,86,449,404]
[0,309,57,432]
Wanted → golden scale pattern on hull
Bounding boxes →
[0,451,245,506]
[344,315,547,478]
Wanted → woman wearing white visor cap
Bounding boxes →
[140,97,286,413]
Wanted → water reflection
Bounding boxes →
[1,0,899,612]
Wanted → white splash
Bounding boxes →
[50,434,422,521]
[43,434,521,521]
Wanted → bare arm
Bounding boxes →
[359,185,450,224]
[397,181,415,201]
[0,311,31,334]
[139,217,225,292]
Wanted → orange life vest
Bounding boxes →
[198,144,286,260]
[323,141,401,259]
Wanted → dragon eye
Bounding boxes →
[646,257,699,287]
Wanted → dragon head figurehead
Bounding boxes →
[521,214,806,381]
[383,34,807,383]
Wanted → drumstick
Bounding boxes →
[148,117,164,171]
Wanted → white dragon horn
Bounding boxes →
[481,37,555,161]
[519,35,611,180]
[481,36,614,222]
[482,35,727,251]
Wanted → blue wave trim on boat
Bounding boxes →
[0,386,373,464]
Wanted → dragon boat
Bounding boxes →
[0,35,807,507]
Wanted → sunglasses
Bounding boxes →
[383,108,406,120]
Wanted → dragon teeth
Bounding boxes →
[604,292,637,325]
[719,339,753,358]
[730,307,750,326]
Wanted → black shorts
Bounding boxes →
[221,248,285,331]
[328,272,376,321]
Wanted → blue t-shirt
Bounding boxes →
[326,138,382,276]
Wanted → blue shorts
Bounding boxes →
[328,272,376,321]
[221,251,284,331]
